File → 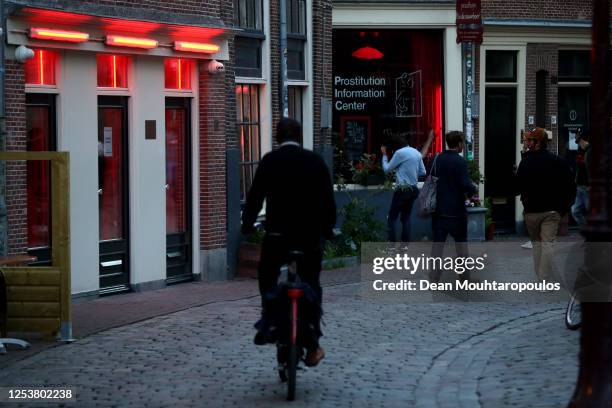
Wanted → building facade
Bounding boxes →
[2,0,332,296]
[332,0,601,233]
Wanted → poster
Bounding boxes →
[103,127,113,157]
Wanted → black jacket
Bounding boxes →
[241,144,337,245]
[514,149,575,214]
[433,150,478,217]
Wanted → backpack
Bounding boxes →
[418,155,438,217]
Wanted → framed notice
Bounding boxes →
[103,127,113,157]
[340,116,371,162]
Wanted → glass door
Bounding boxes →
[26,94,56,265]
[165,98,192,282]
[98,96,130,293]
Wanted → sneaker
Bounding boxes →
[305,347,325,367]
[521,241,533,249]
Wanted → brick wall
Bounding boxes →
[482,0,592,21]
[312,0,333,148]
[5,61,27,255]
[199,63,228,250]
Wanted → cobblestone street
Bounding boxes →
[0,272,579,407]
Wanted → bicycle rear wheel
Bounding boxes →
[565,292,582,330]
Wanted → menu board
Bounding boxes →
[340,116,371,162]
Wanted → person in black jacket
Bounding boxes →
[514,127,575,282]
[429,131,478,282]
[241,118,336,367]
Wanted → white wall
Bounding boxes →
[444,27,464,135]
[58,52,99,295]
[129,56,166,285]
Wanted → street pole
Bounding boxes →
[279,0,289,118]
[568,0,612,406]
[463,42,475,161]
[0,0,7,257]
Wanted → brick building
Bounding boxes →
[332,0,599,233]
[2,0,332,296]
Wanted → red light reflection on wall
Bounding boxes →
[165,58,192,90]
[25,49,57,86]
[97,54,128,88]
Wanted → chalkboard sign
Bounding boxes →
[340,116,371,162]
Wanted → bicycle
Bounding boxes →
[565,291,582,330]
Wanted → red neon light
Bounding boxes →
[164,58,191,90]
[174,41,219,53]
[178,59,182,90]
[351,46,384,60]
[39,50,44,84]
[112,55,117,88]
[106,35,158,49]
[30,27,89,43]
[97,54,128,88]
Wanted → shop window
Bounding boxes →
[486,51,517,82]
[235,0,264,78]
[97,54,128,88]
[332,29,444,177]
[558,50,590,81]
[25,49,57,86]
[236,84,261,201]
[288,86,304,144]
[287,0,306,80]
[165,58,192,90]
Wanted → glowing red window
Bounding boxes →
[25,49,57,86]
[97,54,128,88]
[165,58,192,90]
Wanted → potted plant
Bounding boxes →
[465,160,487,241]
[351,153,384,186]
[237,226,265,278]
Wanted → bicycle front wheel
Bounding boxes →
[565,293,582,330]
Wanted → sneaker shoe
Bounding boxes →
[521,241,533,249]
[305,347,325,367]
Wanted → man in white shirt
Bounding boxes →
[381,136,426,241]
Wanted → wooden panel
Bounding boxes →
[7,302,60,317]
[6,317,60,334]
[2,267,61,286]
[0,151,62,161]
[7,286,60,302]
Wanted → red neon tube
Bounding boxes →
[174,41,219,53]
[30,27,89,43]
[106,35,158,49]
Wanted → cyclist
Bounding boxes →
[241,118,336,367]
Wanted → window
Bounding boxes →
[486,51,517,82]
[165,58,192,90]
[559,51,590,81]
[25,49,58,86]
[236,84,261,201]
[235,0,264,78]
[97,54,128,88]
[288,86,304,144]
[287,0,307,80]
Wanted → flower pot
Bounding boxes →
[486,222,496,241]
[237,241,261,278]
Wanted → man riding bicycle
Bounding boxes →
[241,118,336,367]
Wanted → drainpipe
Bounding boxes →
[0,0,7,256]
[279,0,288,118]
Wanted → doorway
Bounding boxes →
[485,87,517,233]
[26,93,56,266]
[98,96,130,293]
[165,97,192,283]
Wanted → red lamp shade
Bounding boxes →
[351,46,384,60]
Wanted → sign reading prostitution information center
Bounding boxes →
[456,0,483,44]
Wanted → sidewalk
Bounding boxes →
[1,266,359,367]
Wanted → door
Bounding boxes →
[165,98,192,283]
[98,96,130,293]
[26,94,56,266]
[558,86,590,165]
[485,87,517,233]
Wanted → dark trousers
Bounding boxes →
[257,234,323,347]
[387,189,419,242]
[430,215,469,281]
